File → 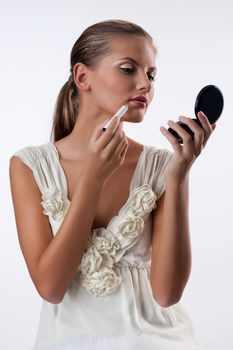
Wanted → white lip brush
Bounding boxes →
[102,104,128,131]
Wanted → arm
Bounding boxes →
[9,117,127,304]
[36,169,105,303]
[150,174,192,308]
[151,110,216,307]
[9,156,104,304]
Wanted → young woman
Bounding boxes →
[9,19,215,349]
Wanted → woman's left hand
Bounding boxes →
[160,111,217,182]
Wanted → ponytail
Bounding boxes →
[50,74,79,142]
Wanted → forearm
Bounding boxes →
[152,175,192,306]
[37,172,104,303]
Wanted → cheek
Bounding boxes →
[97,72,129,93]
[92,72,130,106]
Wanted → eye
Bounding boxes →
[119,64,156,82]
[148,73,156,82]
[120,65,135,74]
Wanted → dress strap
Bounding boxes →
[12,143,64,195]
[131,145,173,202]
[12,143,71,233]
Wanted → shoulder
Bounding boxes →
[9,142,55,199]
[141,144,173,201]
[9,142,52,166]
[145,143,173,156]
[142,144,174,166]
[9,146,43,202]
[11,142,51,155]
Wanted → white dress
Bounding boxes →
[13,142,202,350]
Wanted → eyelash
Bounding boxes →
[120,66,156,82]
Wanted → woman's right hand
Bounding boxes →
[81,117,129,185]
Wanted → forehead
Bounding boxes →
[104,35,156,65]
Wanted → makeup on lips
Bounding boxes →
[129,96,147,107]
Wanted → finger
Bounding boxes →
[115,134,128,158]
[119,140,129,161]
[159,125,182,153]
[197,111,215,146]
[93,117,120,142]
[102,115,121,132]
[211,123,216,131]
[178,116,204,151]
[96,117,121,148]
[106,116,121,133]
[197,111,213,133]
[92,124,105,142]
[103,122,124,156]
[167,120,194,153]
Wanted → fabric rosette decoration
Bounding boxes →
[41,188,70,221]
[129,184,157,215]
[79,184,157,297]
[79,229,122,297]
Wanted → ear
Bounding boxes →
[73,62,91,91]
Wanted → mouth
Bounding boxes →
[129,96,148,107]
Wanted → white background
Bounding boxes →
[1,0,233,349]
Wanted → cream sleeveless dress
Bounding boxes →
[13,142,202,350]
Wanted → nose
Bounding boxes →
[136,71,152,93]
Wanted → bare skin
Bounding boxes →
[9,35,157,304]
[54,35,156,230]
[54,137,144,230]
[9,33,217,306]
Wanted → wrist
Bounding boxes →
[165,172,189,188]
[80,168,105,189]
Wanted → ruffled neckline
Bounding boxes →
[48,141,147,232]
[78,183,156,297]
[41,142,157,297]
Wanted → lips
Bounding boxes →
[129,96,148,104]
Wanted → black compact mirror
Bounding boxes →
[168,85,224,144]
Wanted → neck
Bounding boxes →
[57,105,136,162]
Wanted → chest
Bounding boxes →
[60,158,140,230]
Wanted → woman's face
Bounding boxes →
[88,35,157,123]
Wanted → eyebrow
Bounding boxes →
[119,57,157,72]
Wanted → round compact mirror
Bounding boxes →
[168,85,224,144]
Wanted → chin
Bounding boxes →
[121,110,145,122]
[121,116,144,124]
